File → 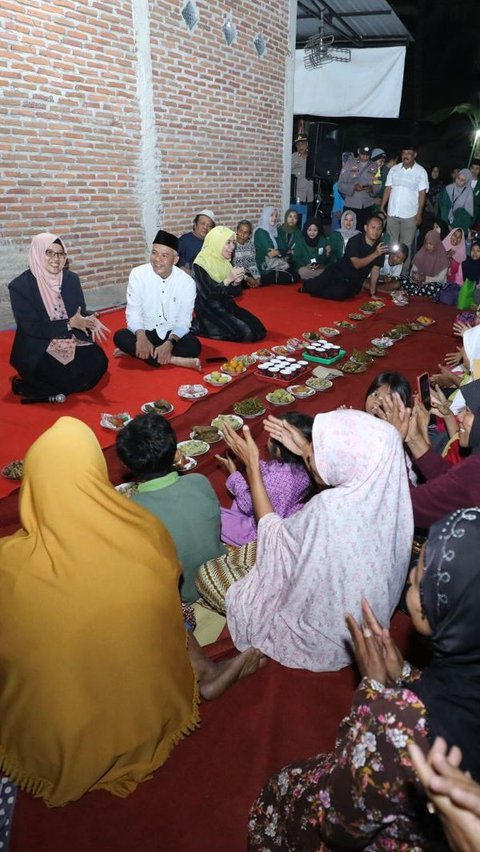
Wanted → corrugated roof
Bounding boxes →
[297,0,412,47]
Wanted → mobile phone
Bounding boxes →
[389,243,400,252]
[416,372,431,410]
[206,356,227,363]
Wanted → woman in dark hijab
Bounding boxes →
[293,216,332,280]
[249,507,480,851]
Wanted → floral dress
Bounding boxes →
[248,677,448,851]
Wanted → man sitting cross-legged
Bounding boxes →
[113,229,201,370]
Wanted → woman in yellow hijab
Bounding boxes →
[0,417,264,807]
[192,226,266,342]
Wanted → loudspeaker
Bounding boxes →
[306,122,342,180]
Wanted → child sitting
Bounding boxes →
[217,412,315,546]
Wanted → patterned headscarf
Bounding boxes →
[413,508,480,780]
[29,233,76,365]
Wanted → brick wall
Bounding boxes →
[0,0,292,305]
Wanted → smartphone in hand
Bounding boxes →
[416,372,431,410]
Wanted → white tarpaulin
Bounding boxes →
[294,46,406,118]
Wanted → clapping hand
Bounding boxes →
[430,365,462,389]
[430,385,452,419]
[444,349,463,368]
[215,452,237,475]
[263,415,310,459]
[221,422,260,471]
[345,600,403,685]
[376,391,411,440]
[452,320,472,338]
[85,313,110,344]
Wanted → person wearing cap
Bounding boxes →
[291,133,313,205]
[380,147,429,271]
[178,209,215,272]
[113,230,201,369]
[371,148,388,211]
[338,145,380,231]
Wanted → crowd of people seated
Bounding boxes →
[3,145,480,852]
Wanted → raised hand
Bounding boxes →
[263,415,310,458]
[361,599,404,683]
[215,453,237,475]
[345,610,388,685]
[377,391,411,440]
[221,422,260,471]
[86,314,110,344]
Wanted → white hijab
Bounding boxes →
[226,410,413,671]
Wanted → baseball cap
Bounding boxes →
[371,148,386,161]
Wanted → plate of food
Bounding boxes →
[334,320,355,329]
[175,454,197,472]
[287,384,315,399]
[1,459,23,480]
[384,329,403,340]
[221,358,248,375]
[203,371,232,387]
[252,348,273,361]
[211,414,244,432]
[350,349,375,366]
[303,331,322,341]
[340,360,367,374]
[348,312,365,321]
[266,388,295,406]
[371,336,394,349]
[115,482,139,498]
[365,346,386,358]
[271,345,290,356]
[359,301,380,314]
[318,326,340,337]
[233,397,266,418]
[286,337,303,350]
[416,315,436,327]
[100,412,133,431]
[392,323,412,337]
[407,321,425,332]
[140,399,174,415]
[236,354,257,368]
[305,377,333,391]
[177,439,210,457]
[177,384,208,399]
[190,424,222,443]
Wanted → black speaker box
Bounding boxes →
[306,122,342,180]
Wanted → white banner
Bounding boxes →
[294,46,406,119]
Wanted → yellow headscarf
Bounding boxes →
[0,417,198,806]
[194,225,235,283]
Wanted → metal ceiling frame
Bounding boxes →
[296,1,411,49]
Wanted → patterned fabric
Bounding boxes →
[402,278,443,299]
[196,541,257,615]
[28,233,76,365]
[226,411,413,672]
[248,680,448,851]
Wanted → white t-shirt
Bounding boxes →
[126,263,196,339]
[385,162,429,218]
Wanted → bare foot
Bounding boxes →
[198,649,268,701]
[113,347,129,358]
[170,356,202,371]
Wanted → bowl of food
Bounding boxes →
[334,320,355,329]
[305,377,333,392]
[348,313,365,321]
[233,397,266,418]
[266,388,295,406]
[340,360,367,374]
[416,315,436,327]
[190,425,222,444]
[365,346,386,358]
[318,326,340,337]
[141,399,174,415]
[177,384,209,400]
[252,348,273,361]
[359,301,380,314]
[177,439,210,457]
[211,414,244,432]
[371,337,394,349]
[221,358,248,375]
[100,412,133,431]
[350,349,375,366]
[287,384,315,399]
[1,459,23,480]
[271,345,290,356]
[203,371,232,386]
[286,337,303,350]
[303,331,322,341]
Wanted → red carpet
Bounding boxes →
[2,288,455,851]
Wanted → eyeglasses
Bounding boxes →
[45,250,66,259]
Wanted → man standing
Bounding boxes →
[113,230,201,370]
[291,132,313,205]
[178,209,215,271]
[338,144,379,231]
[380,147,429,270]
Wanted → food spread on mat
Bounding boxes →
[204,371,232,386]
[233,397,266,417]
[101,412,132,430]
[178,384,209,399]
[190,425,222,443]
[317,326,340,337]
[211,414,244,431]
[287,384,315,398]
[266,389,295,405]
[416,315,435,326]
[141,399,174,414]
[177,439,210,457]
[348,313,365,321]
[350,349,374,366]
[221,358,247,374]
[334,320,355,329]
[305,377,332,391]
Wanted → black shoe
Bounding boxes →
[11,376,25,396]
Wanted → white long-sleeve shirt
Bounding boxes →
[125,263,196,339]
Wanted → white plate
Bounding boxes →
[211,414,244,432]
[371,337,394,349]
[305,378,333,392]
[287,384,316,399]
[203,372,232,387]
[176,455,197,472]
[271,345,291,356]
[233,401,266,418]
[252,348,273,362]
[177,384,208,399]
[140,400,174,415]
[266,391,295,406]
[220,362,247,375]
[177,439,210,457]
[318,326,340,337]
[100,412,133,430]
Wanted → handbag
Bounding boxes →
[457,278,477,310]
[264,255,291,273]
